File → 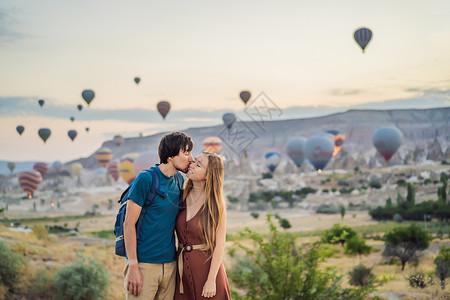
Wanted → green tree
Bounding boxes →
[434,246,450,290]
[348,265,375,287]
[406,183,415,207]
[55,256,109,300]
[322,224,357,246]
[229,215,375,299]
[340,205,346,219]
[279,218,291,230]
[396,191,404,207]
[383,224,432,271]
[345,236,372,258]
[279,190,294,208]
[386,197,393,208]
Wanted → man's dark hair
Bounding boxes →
[158,132,193,164]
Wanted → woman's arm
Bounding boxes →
[202,208,227,298]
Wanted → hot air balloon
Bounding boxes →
[286,137,307,167]
[203,137,223,153]
[70,116,75,122]
[372,127,402,162]
[239,91,251,105]
[134,77,140,84]
[157,101,171,119]
[96,148,113,167]
[16,125,25,136]
[119,153,139,184]
[113,135,124,147]
[18,170,42,198]
[68,130,77,141]
[264,152,281,173]
[38,128,51,143]
[222,113,236,130]
[7,162,15,173]
[85,127,90,132]
[33,162,49,178]
[77,104,83,111]
[325,130,346,157]
[305,134,335,172]
[133,151,159,174]
[82,89,95,106]
[71,163,83,175]
[107,159,119,181]
[38,99,45,107]
[52,161,62,171]
[354,27,373,53]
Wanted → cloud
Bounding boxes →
[328,88,362,96]
[0,8,25,46]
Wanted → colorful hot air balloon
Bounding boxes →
[82,89,95,106]
[113,135,124,147]
[68,130,77,141]
[119,153,139,184]
[70,116,75,122]
[264,152,281,173]
[33,162,49,178]
[38,128,51,143]
[372,127,402,162]
[222,113,236,130]
[305,134,335,172]
[71,162,83,175]
[96,147,113,167]
[286,137,307,167]
[18,170,42,198]
[133,151,159,175]
[77,104,83,111]
[7,162,16,173]
[16,125,25,136]
[203,137,223,153]
[239,91,251,105]
[38,99,45,107]
[354,27,373,53]
[134,77,140,84]
[107,159,119,181]
[157,101,171,119]
[325,130,346,157]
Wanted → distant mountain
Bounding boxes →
[65,107,449,168]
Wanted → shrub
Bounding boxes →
[316,203,338,214]
[322,224,357,246]
[408,272,434,289]
[345,236,372,257]
[369,180,382,189]
[32,225,49,241]
[250,212,259,219]
[349,265,375,287]
[393,213,403,223]
[54,256,109,300]
[0,241,26,294]
[30,270,56,299]
[279,218,291,230]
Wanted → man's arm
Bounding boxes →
[124,199,143,296]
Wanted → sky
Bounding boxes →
[0,0,449,163]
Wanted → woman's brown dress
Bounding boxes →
[174,208,231,300]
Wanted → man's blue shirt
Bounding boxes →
[127,165,183,263]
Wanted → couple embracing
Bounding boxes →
[123,132,231,299]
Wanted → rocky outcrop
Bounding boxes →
[427,138,444,161]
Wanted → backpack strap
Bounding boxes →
[174,172,184,209]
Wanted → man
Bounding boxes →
[124,132,193,299]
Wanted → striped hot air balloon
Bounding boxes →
[18,170,42,198]
[96,147,113,167]
[203,137,223,153]
[107,159,119,181]
[119,153,139,184]
[354,27,373,53]
[157,101,171,119]
[33,162,49,178]
[264,152,282,173]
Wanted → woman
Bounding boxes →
[174,152,231,299]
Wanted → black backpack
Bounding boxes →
[114,167,183,257]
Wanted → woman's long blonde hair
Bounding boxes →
[183,152,224,252]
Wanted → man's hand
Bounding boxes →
[127,264,143,297]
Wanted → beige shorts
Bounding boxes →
[123,261,176,300]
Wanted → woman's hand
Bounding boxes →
[201,279,216,298]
